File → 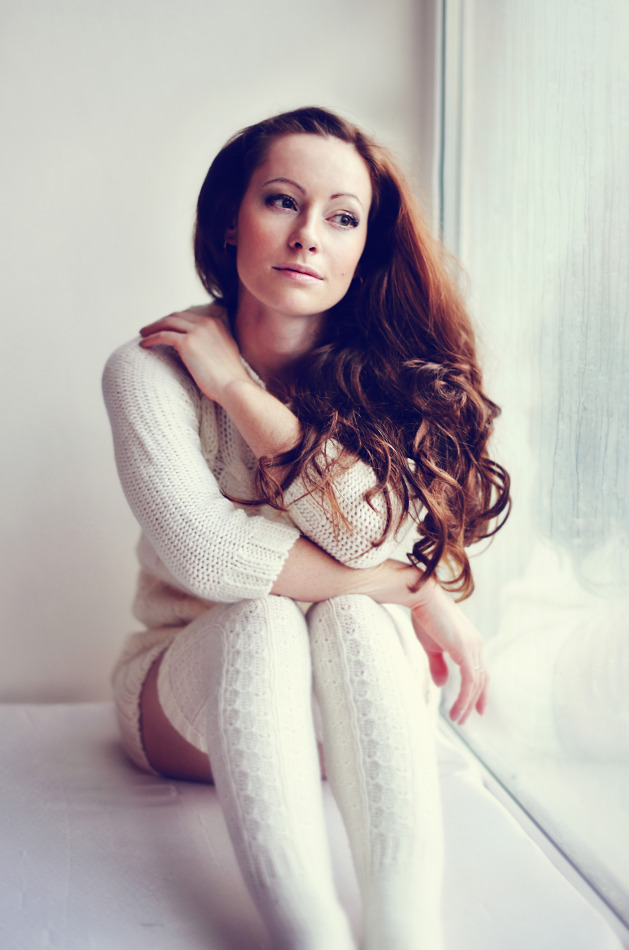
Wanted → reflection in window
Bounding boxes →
[438,0,629,926]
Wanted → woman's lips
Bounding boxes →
[273,263,324,281]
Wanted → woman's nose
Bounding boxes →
[289,217,318,253]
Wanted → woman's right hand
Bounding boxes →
[356,558,489,724]
[274,543,488,724]
[139,307,250,404]
[409,585,489,724]
[140,307,302,460]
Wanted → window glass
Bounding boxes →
[439,0,629,926]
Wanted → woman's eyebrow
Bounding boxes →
[263,178,364,209]
[264,177,305,193]
[331,192,364,209]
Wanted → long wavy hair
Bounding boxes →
[194,106,510,598]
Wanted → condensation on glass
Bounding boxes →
[439,0,629,925]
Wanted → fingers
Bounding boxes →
[140,317,187,338]
[140,308,229,339]
[412,618,449,688]
[449,660,489,724]
[138,311,240,366]
[139,316,198,351]
[475,672,490,716]
[427,651,449,687]
[411,599,489,724]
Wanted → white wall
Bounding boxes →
[0,0,438,701]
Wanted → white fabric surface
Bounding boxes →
[0,702,622,950]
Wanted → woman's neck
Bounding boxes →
[234,300,325,391]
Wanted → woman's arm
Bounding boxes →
[136,311,487,722]
[139,309,415,567]
[272,537,488,725]
[102,339,301,604]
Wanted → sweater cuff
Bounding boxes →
[220,517,301,602]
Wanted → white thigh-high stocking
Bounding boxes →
[201,596,355,950]
[308,594,444,950]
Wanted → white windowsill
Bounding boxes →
[438,716,629,950]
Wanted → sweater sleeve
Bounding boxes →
[283,441,419,568]
[102,340,300,603]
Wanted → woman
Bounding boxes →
[103,106,509,950]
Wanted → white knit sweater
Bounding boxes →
[102,337,414,634]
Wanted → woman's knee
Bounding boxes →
[309,593,381,630]
[161,597,307,684]
[199,594,303,628]
[200,596,308,656]
[217,594,306,630]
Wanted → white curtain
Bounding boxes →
[439,0,629,922]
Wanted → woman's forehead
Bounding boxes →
[251,134,372,207]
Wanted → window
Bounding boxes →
[437,0,629,928]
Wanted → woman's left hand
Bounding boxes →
[410,584,489,724]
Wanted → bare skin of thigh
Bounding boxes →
[140,652,214,783]
[140,652,327,784]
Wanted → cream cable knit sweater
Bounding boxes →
[102,337,415,636]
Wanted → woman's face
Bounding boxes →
[229,134,372,321]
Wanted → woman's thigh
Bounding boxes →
[139,595,321,784]
[140,651,214,783]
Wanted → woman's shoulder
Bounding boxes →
[103,335,143,373]
[104,336,187,392]
[102,334,202,423]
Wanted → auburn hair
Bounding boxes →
[194,106,510,598]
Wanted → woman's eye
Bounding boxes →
[330,211,359,229]
[266,193,298,211]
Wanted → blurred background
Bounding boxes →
[1,0,627,934]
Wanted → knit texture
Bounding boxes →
[102,338,415,633]
[309,594,444,950]
[185,597,354,950]
[104,335,441,949]
[102,340,300,623]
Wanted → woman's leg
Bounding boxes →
[141,653,214,782]
[308,594,444,950]
[143,595,354,950]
